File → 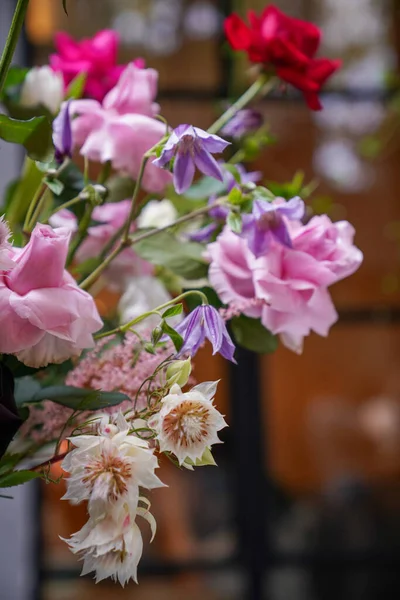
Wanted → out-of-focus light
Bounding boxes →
[151,0,182,20]
[183,0,221,40]
[146,21,181,55]
[112,10,147,46]
[313,138,373,193]
[315,97,385,136]
[337,50,396,91]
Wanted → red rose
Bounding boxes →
[224,5,341,110]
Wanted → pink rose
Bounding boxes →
[291,215,363,282]
[70,65,172,193]
[49,202,152,290]
[207,230,262,319]
[208,213,362,353]
[0,224,103,368]
[50,29,144,102]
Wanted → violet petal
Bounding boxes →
[173,151,196,194]
[194,148,224,181]
[203,305,223,353]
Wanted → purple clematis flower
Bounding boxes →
[241,196,305,258]
[209,163,262,221]
[221,108,263,139]
[52,100,73,163]
[174,304,236,363]
[152,124,230,194]
[188,222,218,243]
[188,163,263,243]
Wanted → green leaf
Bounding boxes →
[134,231,208,280]
[0,66,28,98]
[227,211,242,233]
[14,376,42,406]
[228,187,244,205]
[222,163,241,183]
[162,304,183,319]
[15,382,129,411]
[5,158,44,228]
[0,115,53,161]
[53,162,86,211]
[0,453,26,476]
[253,186,275,201]
[185,447,217,468]
[0,470,43,488]
[161,321,183,352]
[33,386,129,411]
[231,315,278,354]
[185,176,226,200]
[44,177,65,196]
[65,72,87,99]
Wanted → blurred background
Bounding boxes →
[1,0,400,598]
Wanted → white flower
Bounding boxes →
[20,66,64,114]
[137,199,178,229]
[64,497,156,586]
[118,275,182,332]
[150,381,227,465]
[62,414,164,519]
[0,215,15,271]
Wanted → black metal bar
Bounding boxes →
[229,347,267,600]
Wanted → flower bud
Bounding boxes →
[20,66,64,114]
[166,358,191,388]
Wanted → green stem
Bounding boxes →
[66,203,94,265]
[79,197,227,291]
[123,156,149,243]
[95,289,208,341]
[130,198,226,246]
[0,0,30,96]
[23,183,47,234]
[97,161,111,185]
[79,154,151,290]
[25,187,49,230]
[45,194,82,221]
[22,158,72,234]
[207,74,272,135]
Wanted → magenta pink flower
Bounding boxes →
[0,224,103,367]
[71,65,171,193]
[208,213,363,353]
[50,29,144,102]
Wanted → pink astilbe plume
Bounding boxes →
[20,333,177,447]
[66,332,175,412]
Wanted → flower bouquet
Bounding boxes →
[0,1,362,586]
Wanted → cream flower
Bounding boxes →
[20,66,64,114]
[62,414,164,519]
[64,498,156,586]
[150,382,227,465]
[0,215,15,271]
[137,199,178,229]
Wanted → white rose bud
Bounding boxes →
[137,199,178,229]
[20,66,64,114]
